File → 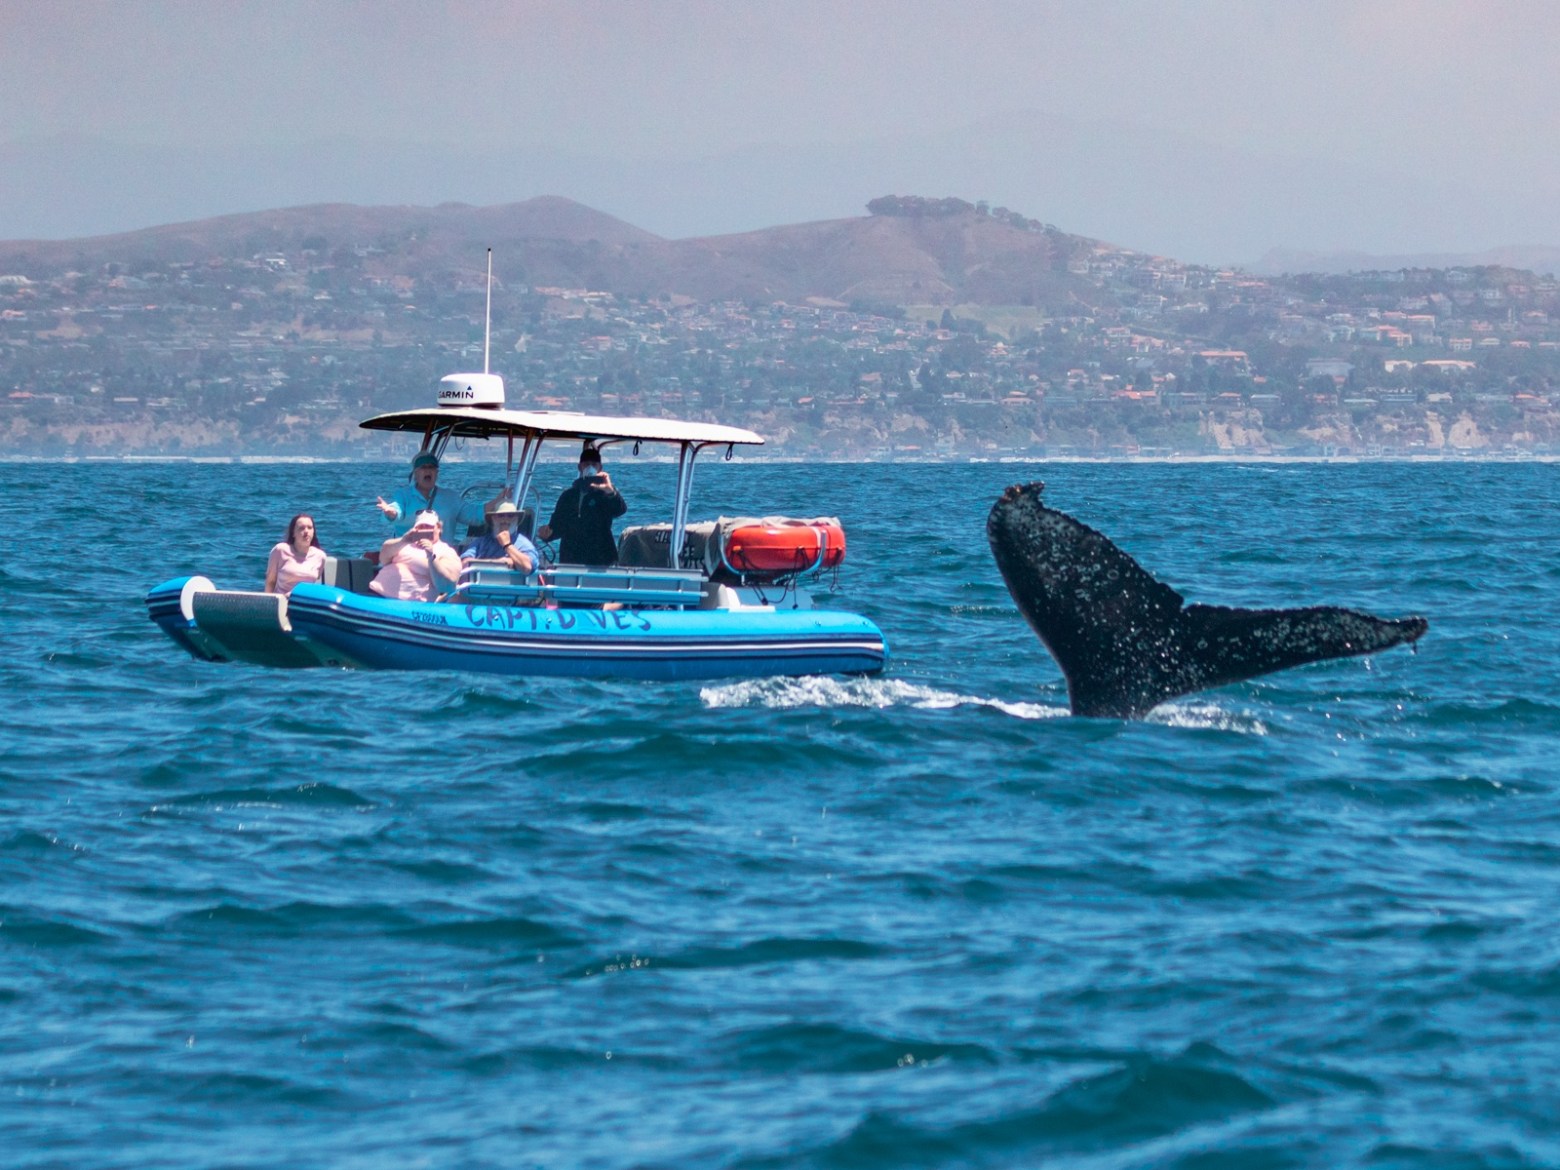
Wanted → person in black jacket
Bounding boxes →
[537,444,627,565]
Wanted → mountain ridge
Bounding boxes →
[7,196,1559,309]
[0,196,1104,308]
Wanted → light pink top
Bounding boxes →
[267,542,326,595]
[369,540,458,601]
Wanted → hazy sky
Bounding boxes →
[4,0,1559,260]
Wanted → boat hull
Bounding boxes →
[147,579,888,680]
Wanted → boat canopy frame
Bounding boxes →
[361,407,765,570]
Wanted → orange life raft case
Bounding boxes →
[722,519,846,576]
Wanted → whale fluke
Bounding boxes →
[987,482,1428,718]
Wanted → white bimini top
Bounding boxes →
[360,406,764,448]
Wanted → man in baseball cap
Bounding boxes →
[369,510,463,602]
[375,450,491,537]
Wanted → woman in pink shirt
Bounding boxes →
[265,514,327,595]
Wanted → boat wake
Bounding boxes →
[700,676,1067,720]
[702,677,1269,733]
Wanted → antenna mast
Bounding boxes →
[483,248,493,375]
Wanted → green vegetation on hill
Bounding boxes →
[867,194,1058,235]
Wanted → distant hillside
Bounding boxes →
[0,196,1105,308]
[0,196,661,271]
[655,205,1096,307]
[9,192,1560,460]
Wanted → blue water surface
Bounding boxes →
[3,459,1558,1169]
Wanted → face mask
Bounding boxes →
[580,464,601,477]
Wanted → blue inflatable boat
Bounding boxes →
[147,368,887,680]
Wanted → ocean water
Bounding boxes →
[4,458,1559,1169]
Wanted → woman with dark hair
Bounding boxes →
[265,513,327,595]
